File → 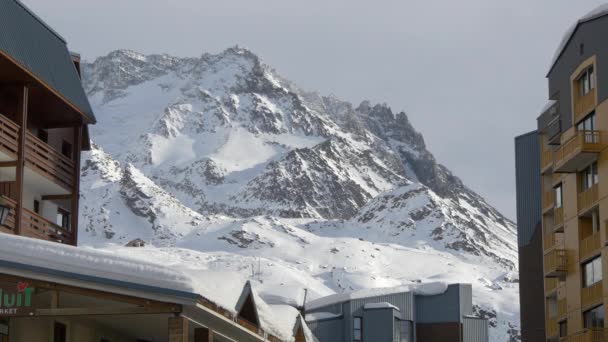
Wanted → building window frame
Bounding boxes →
[581,162,599,191]
[578,66,595,97]
[554,184,563,209]
[583,304,604,329]
[353,316,362,341]
[583,256,602,288]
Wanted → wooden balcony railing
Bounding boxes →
[581,281,603,310]
[545,249,567,277]
[554,207,565,230]
[578,184,599,215]
[21,208,74,245]
[580,232,601,262]
[543,191,555,212]
[554,130,606,173]
[574,88,597,124]
[0,114,19,158]
[0,195,17,234]
[546,318,558,338]
[541,148,553,172]
[557,298,567,319]
[25,131,74,191]
[545,278,558,294]
[544,233,557,251]
[562,328,608,342]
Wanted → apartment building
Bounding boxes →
[516,5,608,342]
[0,0,96,246]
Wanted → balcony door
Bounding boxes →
[577,112,596,143]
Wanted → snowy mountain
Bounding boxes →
[78,47,520,341]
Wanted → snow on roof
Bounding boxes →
[364,302,400,311]
[0,234,195,295]
[305,311,342,322]
[549,4,608,74]
[305,282,448,311]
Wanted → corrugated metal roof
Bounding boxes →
[0,0,95,123]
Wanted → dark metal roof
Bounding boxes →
[0,0,96,123]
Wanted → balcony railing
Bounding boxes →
[541,148,553,173]
[546,318,558,339]
[578,184,599,215]
[0,195,17,233]
[555,207,565,231]
[21,208,74,245]
[545,278,558,294]
[543,191,555,213]
[545,249,567,277]
[554,130,606,173]
[574,88,597,124]
[25,132,74,191]
[581,281,603,310]
[0,114,19,158]
[580,232,601,262]
[557,298,567,319]
[544,233,557,251]
[562,328,608,342]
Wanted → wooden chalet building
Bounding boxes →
[0,0,96,246]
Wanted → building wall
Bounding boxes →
[548,16,608,132]
[463,317,489,342]
[514,131,545,342]
[415,284,462,323]
[362,308,396,342]
[8,316,137,342]
[306,318,345,342]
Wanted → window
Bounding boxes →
[37,129,48,143]
[353,317,362,341]
[559,320,568,338]
[33,200,40,214]
[581,162,599,191]
[53,322,66,342]
[61,141,72,159]
[583,256,602,287]
[57,208,70,231]
[584,305,604,328]
[579,66,595,96]
[554,184,563,209]
[577,112,596,132]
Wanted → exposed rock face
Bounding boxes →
[78,47,519,341]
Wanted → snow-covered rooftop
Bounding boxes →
[549,4,608,74]
[364,302,400,311]
[305,282,447,311]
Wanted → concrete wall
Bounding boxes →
[8,316,137,342]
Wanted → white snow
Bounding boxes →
[305,312,342,321]
[363,302,400,311]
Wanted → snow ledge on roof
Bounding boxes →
[305,312,343,322]
[364,302,400,311]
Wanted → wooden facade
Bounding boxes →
[0,49,90,246]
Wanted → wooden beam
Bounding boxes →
[41,194,72,201]
[36,305,181,317]
[71,125,82,246]
[0,161,17,168]
[195,327,214,342]
[14,85,27,236]
[169,316,189,342]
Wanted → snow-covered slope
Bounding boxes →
[78,47,519,341]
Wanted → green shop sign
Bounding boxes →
[0,282,34,316]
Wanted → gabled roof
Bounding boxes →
[548,4,608,76]
[0,0,96,123]
[235,281,262,326]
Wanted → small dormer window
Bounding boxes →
[578,66,595,96]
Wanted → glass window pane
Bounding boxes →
[354,330,362,340]
[354,318,361,329]
[595,257,603,282]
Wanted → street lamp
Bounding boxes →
[0,198,11,226]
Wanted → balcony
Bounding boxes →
[545,278,558,295]
[545,249,567,277]
[544,233,557,252]
[557,298,567,320]
[581,281,603,310]
[554,131,606,173]
[0,113,74,194]
[562,329,608,342]
[0,195,74,245]
[542,148,554,173]
[574,88,597,125]
[578,184,599,216]
[554,207,565,232]
[543,191,555,213]
[580,232,602,262]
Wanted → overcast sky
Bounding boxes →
[22,0,607,220]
